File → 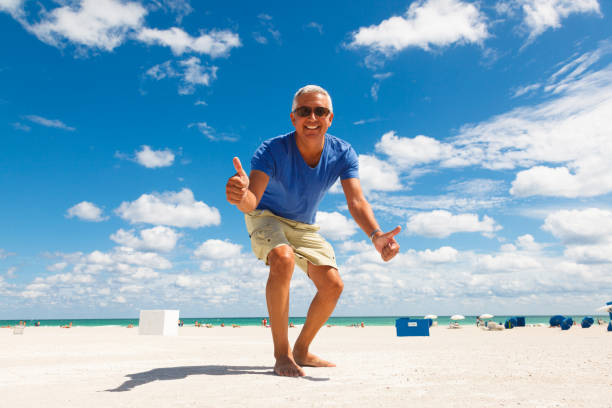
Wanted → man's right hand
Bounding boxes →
[226,157,250,205]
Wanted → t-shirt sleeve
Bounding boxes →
[340,146,359,180]
[251,141,276,178]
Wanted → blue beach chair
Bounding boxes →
[560,317,573,330]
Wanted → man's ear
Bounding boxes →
[328,112,334,127]
[290,112,296,127]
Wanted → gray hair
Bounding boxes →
[291,85,333,113]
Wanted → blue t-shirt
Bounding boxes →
[251,131,359,224]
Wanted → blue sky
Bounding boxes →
[1,0,611,319]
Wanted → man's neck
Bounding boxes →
[295,132,325,167]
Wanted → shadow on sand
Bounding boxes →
[106,365,329,391]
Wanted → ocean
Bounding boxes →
[1,315,608,327]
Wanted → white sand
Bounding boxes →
[1,325,610,407]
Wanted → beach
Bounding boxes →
[1,325,610,407]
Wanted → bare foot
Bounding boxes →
[274,355,305,377]
[293,350,336,367]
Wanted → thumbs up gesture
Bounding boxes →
[226,157,250,205]
[372,226,401,262]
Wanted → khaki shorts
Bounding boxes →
[244,209,337,273]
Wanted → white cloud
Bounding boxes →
[146,58,218,95]
[0,0,24,18]
[418,246,458,263]
[85,250,112,265]
[406,210,501,238]
[66,201,108,222]
[563,243,612,264]
[24,115,75,131]
[188,121,237,142]
[105,247,172,269]
[515,234,543,252]
[542,208,612,245]
[2,0,241,63]
[349,0,488,56]
[27,0,147,51]
[337,240,373,254]
[542,208,612,264]
[519,0,601,42]
[194,239,242,259]
[252,32,267,44]
[457,45,612,198]
[512,83,541,98]
[135,145,175,168]
[116,188,220,228]
[178,57,217,93]
[358,154,402,193]
[476,252,542,272]
[149,0,192,23]
[119,284,143,293]
[110,226,180,252]
[145,60,176,79]
[305,22,323,34]
[12,122,30,131]
[364,43,612,199]
[5,266,16,278]
[0,248,16,259]
[137,27,240,57]
[353,118,382,126]
[315,211,359,241]
[22,272,95,298]
[252,13,281,45]
[375,131,455,168]
[47,262,68,272]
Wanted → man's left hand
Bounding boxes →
[372,226,401,262]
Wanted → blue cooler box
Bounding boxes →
[395,318,429,336]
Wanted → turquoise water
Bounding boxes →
[1,315,608,327]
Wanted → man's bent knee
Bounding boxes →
[320,273,344,299]
[267,245,295,275]
[328,278,344,298]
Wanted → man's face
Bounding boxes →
[290,92,333,143]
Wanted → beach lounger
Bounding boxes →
[485,322,504,331]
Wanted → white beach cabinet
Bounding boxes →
[138,309,179,336]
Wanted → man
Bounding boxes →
[226,85,400,377]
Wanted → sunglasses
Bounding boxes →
[293,106,331,118]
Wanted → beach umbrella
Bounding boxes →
[424,314,437,319]
[479,314,494,319]
[596,305,612,312]
[450,314,465,321]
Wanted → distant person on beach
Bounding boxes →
[61,322,72,328]
[226,84,401,377]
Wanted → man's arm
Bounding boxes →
[226,157,269,213]
[341,178,401,262]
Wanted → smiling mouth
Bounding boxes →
[305,125,319,130]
